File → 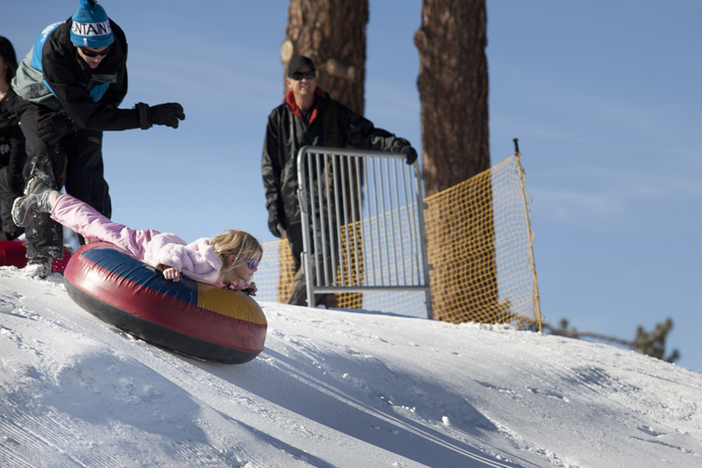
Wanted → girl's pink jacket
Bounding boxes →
[52,194,224,284]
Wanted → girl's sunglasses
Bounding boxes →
[237,256,261,270]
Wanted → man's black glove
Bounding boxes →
[400,145,418,165]
[267,203,284,238]
[37,111,75,146]
[136,102,185,129]
[151,103,185,128]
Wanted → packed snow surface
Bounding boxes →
[1,266,701,467]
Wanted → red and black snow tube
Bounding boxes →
[0,240,72,273]
[63,242,267,364]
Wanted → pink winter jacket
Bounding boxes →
[51,194,240,286]
[142,235,250,290]
[143,234,223,284]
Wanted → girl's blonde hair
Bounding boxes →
[210,229,263,275]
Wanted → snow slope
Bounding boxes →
[1,266,701,467]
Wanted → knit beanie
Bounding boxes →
[70,0,114,48]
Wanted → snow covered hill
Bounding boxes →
[1,266,701,467]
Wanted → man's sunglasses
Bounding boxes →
[289,70,316,81]
[237,256,261,270]
[79,45,112,58]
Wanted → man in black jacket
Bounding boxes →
[262,55,418,306]
[9,0,185,277]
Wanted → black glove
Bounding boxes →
[150,103,185,128]
[136,102,185,129]
[37,112,75,146]
[400,145,418,165]
[267,203,283,238]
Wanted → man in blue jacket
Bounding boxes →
[10,0,185,277]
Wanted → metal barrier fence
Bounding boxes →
[296,146,433,317]
[255,151,542,330]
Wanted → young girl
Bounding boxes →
[12,177,262,291]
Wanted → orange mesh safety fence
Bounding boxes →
[255,153,542,330]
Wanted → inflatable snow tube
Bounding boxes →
[63,242,267,364]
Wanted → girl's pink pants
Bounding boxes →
[51,193,160,261]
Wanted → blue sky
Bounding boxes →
[3,1,701,372]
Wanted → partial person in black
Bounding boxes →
[0,36,26,241]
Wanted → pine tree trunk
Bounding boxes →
[415,0,490,196]
[280,0,369,307]
[416,0,497,323]
[282,0,368,114]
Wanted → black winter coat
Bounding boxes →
[261,88,410,225]
[0,89,26,193]
[13,19,144,131]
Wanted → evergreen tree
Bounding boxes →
[545,317,680,363]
